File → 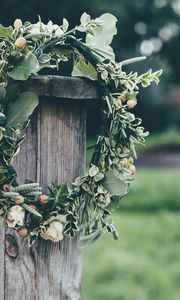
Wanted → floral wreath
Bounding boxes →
[0,13,162,245]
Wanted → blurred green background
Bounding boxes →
[1,1,180,299]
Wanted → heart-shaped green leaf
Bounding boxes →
[72,59,97,81]
[6,91,39,129]
[103,170,128,197]
[8,53,39,81]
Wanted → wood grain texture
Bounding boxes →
[0,76,88,300]
[22,75,99,100]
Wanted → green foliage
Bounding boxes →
[6,91,39,129]
[8,53,40,80]
[72,13,117,79]
[0,24,13,38]
[103,171,128,197]
[86,13,117,60]
[0,14,161,244]
[72,60,97,81]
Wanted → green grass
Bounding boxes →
[82,168,180,300]
[135,128,180,154]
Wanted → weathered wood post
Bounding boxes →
[0,75,98,300]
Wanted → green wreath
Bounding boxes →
[0,13,162,245]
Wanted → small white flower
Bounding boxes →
[40,215,66,242]
[54,27,64,37]
[6,205,25,228]
[29,22,46,35]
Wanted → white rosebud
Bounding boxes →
[29,22,46,35]
[6,205,25,228]
[14,19,23,29]
[40,215,66,242]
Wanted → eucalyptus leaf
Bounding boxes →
[86,13,117,61]
[103,170,128,197]
[62,18,69,32]
[8,53,40,81]
[38,54,51,63]
[80,12,91,26]
[0,24,13,38]
[72,58,97,81]
[89,165,99,177]
[6,91,39,129]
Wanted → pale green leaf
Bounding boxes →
[6,91,39,129]
[86,13,117,60]
[0,24,13,38]
[89,165,99,177]
[72,58,97,80]
[103,170,128,197]
[38,54,51,64]
[80,12,91,26]
[62,18,69,32]
[8,53,40,81]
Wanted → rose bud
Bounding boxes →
[122,158,128,168]
[119,95,126,103]
[6,205,25,228]
[15,195,24,205]
[2,184,10,192]
[38,194,49,204]
[127,100,137,109]
[14,37,27,48]
[17,227,28,237]
[14,19,23,29]
[129,164,136,175]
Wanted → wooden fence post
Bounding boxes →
[0,76,98,300]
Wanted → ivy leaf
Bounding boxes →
[103,171,128,197]
[86,13,117,61]
[72,58,97,81]
[6,91,39,129]
[5,83,20,103]
[0,24,13,38]
[8,53,40,81]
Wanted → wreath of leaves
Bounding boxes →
[0,13,162,245]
